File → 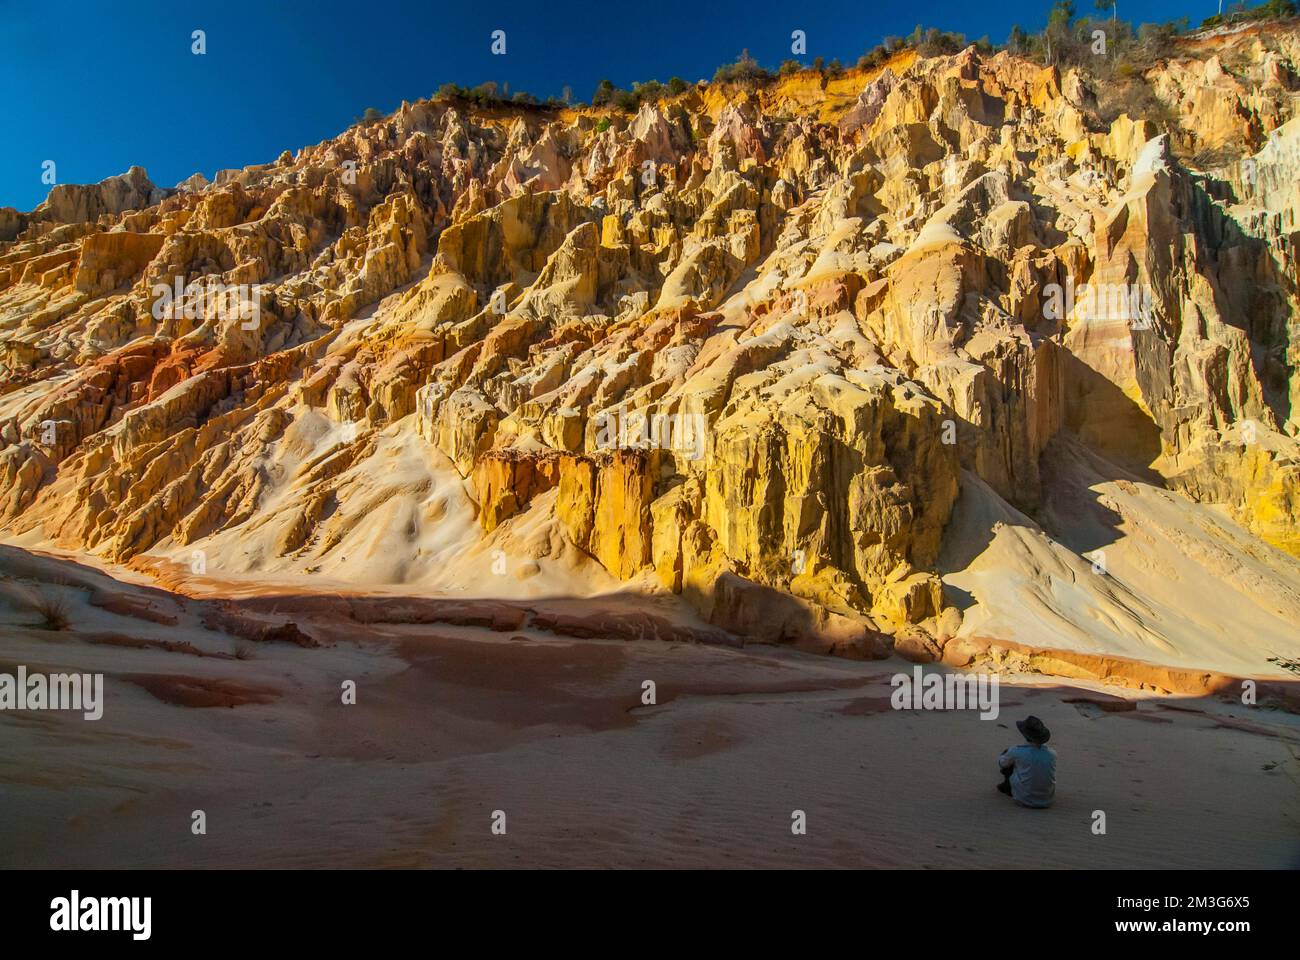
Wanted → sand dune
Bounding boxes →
[942,438,1300,681]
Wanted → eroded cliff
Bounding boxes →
[2,22,1299,673]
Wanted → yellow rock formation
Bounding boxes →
[3,23,1300,667]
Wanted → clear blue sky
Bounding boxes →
[2,0,1213,211]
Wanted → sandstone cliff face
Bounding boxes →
[2,23,1300,667]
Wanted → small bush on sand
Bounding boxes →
[34,593,70,631]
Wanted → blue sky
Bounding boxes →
[2,0,1215,211]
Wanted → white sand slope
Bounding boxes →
[941,438,1300,680]
[1,411,624,602]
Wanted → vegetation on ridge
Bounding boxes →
[346,0,1297,130]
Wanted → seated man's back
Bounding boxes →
[1001,743,1056,807]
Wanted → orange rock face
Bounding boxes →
[473,450,562,531]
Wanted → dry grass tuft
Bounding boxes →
[33,593,71,631]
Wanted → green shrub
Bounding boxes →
[713,49,773,85]
[592,79,616,107]
[633,79,667,102]
[1202,0,1296,26]
[857,45,890,70]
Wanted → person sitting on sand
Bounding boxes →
[997,716,1056,808]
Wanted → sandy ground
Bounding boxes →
[1,546,1298,869]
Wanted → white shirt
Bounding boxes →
[999,744,1057,808]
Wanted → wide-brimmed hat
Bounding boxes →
[1016,715,1051,744]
